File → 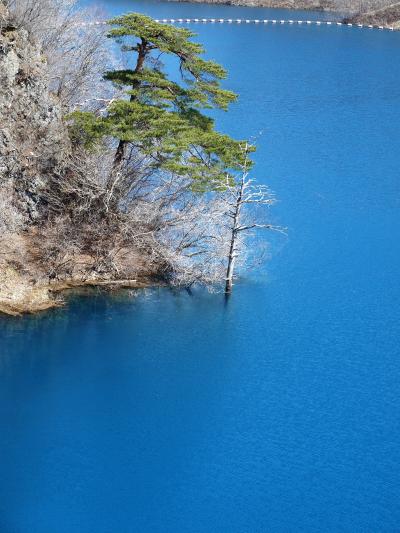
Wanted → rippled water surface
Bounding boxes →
[1,2,400,531]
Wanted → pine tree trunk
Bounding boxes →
[113,140,125,167]
[112,42,148,168]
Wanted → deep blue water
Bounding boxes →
[2,2,400,531]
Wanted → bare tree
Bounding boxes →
[222,144,282,293]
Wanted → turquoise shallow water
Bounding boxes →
[1,2,400,531]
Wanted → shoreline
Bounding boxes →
[166,0,400,28]
[0,277,159,317]
[168,0,340,11]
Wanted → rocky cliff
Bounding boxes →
[345,2,400,28]
[0,4,71,314]
[0,7,69,221]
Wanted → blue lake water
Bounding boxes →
[1,1,400,531]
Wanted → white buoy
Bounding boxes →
[146,14,389,32]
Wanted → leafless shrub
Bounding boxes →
[7,0,75,39]
[108,144,284,290]
[107,165,233,288]
[124,188,228,286]
[47,15,118,111]
[7,0,117,110]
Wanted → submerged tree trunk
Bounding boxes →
[225,173,244,294]
[225,237,236,294]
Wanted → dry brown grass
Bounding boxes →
[0,230,160,315]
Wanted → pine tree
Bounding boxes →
[71,13,252,192]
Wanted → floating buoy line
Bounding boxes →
[85,18,395,31]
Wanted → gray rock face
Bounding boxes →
[0,13,69,220]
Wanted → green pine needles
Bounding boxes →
[71,13,253,190]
